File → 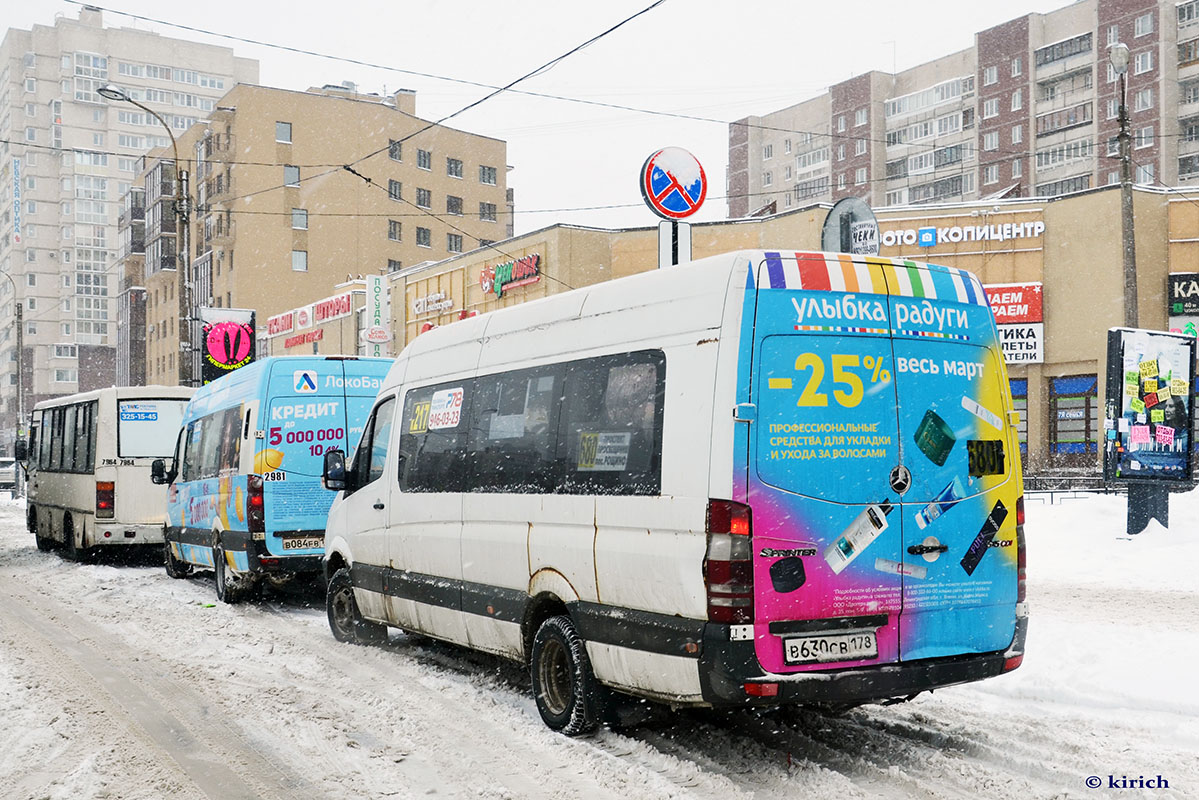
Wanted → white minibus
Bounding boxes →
[321,249,1027,734]
[23,386,194,560]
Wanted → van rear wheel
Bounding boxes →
[327,567,388,645]
[61,515,88,563]
[530,615,602,736]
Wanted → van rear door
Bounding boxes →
[882,263,1019,661]
[746,253,904,674]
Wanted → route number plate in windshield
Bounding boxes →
[281,536,323,551]
[783,631,877,665]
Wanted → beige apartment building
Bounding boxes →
[730,0,1199,217]
[134,82,511,385]
[0,6,257,453]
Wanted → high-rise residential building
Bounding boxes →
[0,6,257,450]
[729,0,1199,217]
[133,82,512,385]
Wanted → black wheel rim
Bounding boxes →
[331,584,355,636]
[538,638,573,717]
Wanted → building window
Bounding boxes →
[292,250,307,272]
[983,164,999,184]
[1107,136,1120,157]
[854,139,867,155]
[388,179,402,201]
[837,115,845,132]
[1107,24,1119,46]
[763,144,773,159]
[1107,98,1119,120]
[291,208,308,229]
[275,121,292,143]
[26,298,36,311]
[417,149,432,170]
[388,139,402,161]
[446,195,463,215]
[416,187,431,208]
[283,165,300,186]
[1134,12,1153,37]
[388,259,403,272]
[1136,163,1155,183]
[1048,374,1098,466]
[983,98,999,118]
[854,108,868,126]
[1035,33,1093,67]
[1012,158,1023,178]
[25,127,36,142]
[1108,170,1120,185]
[479,165,497,185]
[983,131,999,150]
[1134,51,1153,75]
[837,174,846,190]
[983,65,998,85]
[1011,57,1022,77]
[447,233,463,253]
[1134,88,1153,112]
[854,167,867,185]
[446,157,463,178]
[1182,2,1199,25]
[1136,126,1154,149]
[837,144,845,161]
[388,219,401,241]
[1012,124,1023,144]
[784,139,792,154]
[54,369,77,383]
[763,171,773,187]
[416,227,431,247]
[479,201,497,221]
[1011,88,1023,111]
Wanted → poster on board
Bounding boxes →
[1103,327,1196,483]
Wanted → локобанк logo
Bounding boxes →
[294,370,318,393]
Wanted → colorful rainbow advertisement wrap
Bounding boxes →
[732,252,1022,674]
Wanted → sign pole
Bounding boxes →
[640,147,707,267]
[672,221,678,266]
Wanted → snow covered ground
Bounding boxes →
[0,489,1195,799]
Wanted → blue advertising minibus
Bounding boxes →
[154,356,392,602]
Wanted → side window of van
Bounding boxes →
[348,397,395,492]
[398,382,471,492]
[560,352,665,496]
[467,367,561,493]
[182,421,204,482]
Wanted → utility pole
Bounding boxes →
[1111,42,1138,327]
[14,301,24,497]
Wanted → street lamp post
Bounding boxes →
[98,84,195,387]
[1110,43,1138,328]
[1,270,24,497]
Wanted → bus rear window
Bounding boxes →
[118,400,187,458]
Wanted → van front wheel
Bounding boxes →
[326,567,387,645]
[213,542,255,604]
[530,615,602,736]
[164,541,191,578]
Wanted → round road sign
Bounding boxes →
[640,147,707,220]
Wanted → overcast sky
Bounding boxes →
[14,0,1074,234]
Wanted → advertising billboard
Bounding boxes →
[200,308,256,385]
[1103,328,1196,483]
[984,282,1043,364]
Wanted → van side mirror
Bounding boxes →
[323,449,347,491]
[151,458,170,485]
[14,439,27,461]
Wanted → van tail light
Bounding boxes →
[96,481,115,519]
[247,474,265,534]
[1015,495,1026,603]
[704,499,754,624]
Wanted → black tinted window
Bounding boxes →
[467,367,561,493]
[398,383,471,492]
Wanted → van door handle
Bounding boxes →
[373,501,385,510]
[907,543,948,556]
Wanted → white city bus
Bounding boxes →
[24,386,194,560]
[322,249,1027,735]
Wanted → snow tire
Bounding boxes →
[326,567,387,645]
[530,615,602,736]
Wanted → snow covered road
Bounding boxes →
[1,493,1195,799]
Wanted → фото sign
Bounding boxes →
[984,283,1044,364]
[199,308,255,384]
[881,220,1045,248]
[1103,328,1196,483]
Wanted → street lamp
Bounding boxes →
[98,84,195,387]
[1109,43,1138,328]
[0,269,24,497]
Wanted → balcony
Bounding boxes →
[203,133,235,161]
[118,203,146,228]
[206,177,234,202]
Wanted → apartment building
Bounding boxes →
[135,82,512,385]
[729,0,1199,217]
[0,6,257,448]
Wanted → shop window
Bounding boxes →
[1049,374,1099,468]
